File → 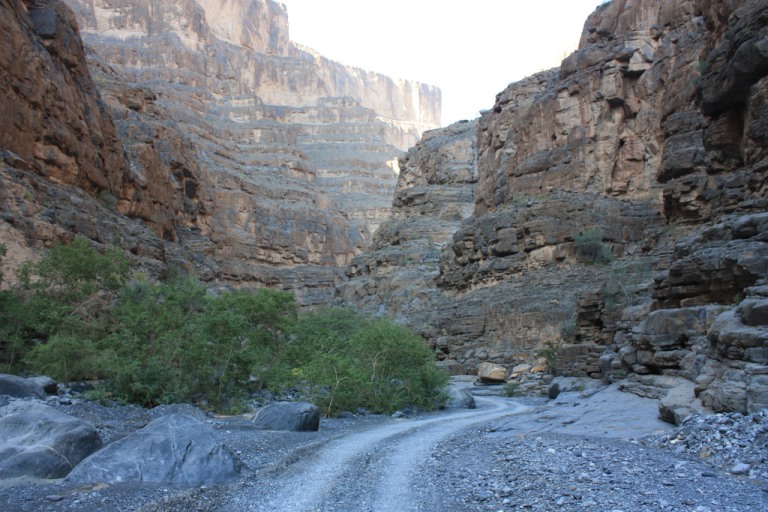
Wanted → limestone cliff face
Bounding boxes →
[0,0,440,304]
[0,0,127,196]
[340,0,768,412]
[63,0,441,303]
[340,120,477,333]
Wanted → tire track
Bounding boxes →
[247,395,529,512]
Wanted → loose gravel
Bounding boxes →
[1,388,767,511]
[417,427,768,511]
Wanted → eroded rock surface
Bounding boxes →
[340,0,768,416]
[1,0,440,304]
[65,413,241,486]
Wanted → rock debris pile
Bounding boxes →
[420,428,768,512]
[644,410,768,482]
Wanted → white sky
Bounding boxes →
[280,0,606,126]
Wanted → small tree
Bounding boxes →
[536,339,562,376]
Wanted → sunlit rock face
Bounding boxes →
[0,0,440,304]
[341,0,768,401]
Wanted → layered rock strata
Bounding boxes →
[340,120,477,334]
[340,0,768,414]
[0,0,440,304]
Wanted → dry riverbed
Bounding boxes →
[1,380,767,511]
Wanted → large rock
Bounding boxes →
[658,378,708,425]
[444,386,476,410]
[252,402,320,432]
[66,414,241,486]
[0,401,102,479]
[0,374,46,399]
[477,363,507,383]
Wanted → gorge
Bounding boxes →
[1,0,768,421]
[1,0,768,509]
[1,0,439,305]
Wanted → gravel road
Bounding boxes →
[227,395,529,512]
[2,383,767,512]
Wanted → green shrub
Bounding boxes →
[287,308,448,416]
[99,190,118,210]
[503,381,519,397]
[573,229,612,265]
[560,318,577,342]
[2,238,448,415]
[2,237,127,373]
[601,261,652,314]
[103,278,297,408]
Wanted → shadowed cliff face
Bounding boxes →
[0,0,441,304]
[340,0,768,412]
[0,0,128,195]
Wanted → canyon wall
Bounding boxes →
[340,0,768,414]
[0,0,440,304]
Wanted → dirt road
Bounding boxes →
[226,395,529,512]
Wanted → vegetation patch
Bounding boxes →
[573,228,612,265]
[0,238,447,415]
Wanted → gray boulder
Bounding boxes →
[0,402,102,479]
[445,387,476,410]
[66,414,241,487]
[253,401,320,432]
[0,374,46,399]
[27,376,58,395]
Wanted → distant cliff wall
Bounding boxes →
[0,0,441,305]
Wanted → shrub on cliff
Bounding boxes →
[573,228,612,265]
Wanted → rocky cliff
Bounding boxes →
[0,0,440,304]
[339,0,768,416]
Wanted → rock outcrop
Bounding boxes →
[0,374,47,399]
[340,0,768,416]
[0,0,440,304]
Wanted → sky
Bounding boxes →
[279,0,607,126]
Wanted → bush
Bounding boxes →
[573,229,612,265]
[560,318,577,342]
[2,238,448,414]
[2,237,128,374]
[601,261,652,314]
[287,308,448,416]
[103,277,297,408]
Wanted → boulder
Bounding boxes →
[26,376,58,395]
[477,363,507,383]
[252,402,320,432]
[66,414,241,487]
[547,376,603,399]
[0,402,102,479]
[0,374,46,399]
[444,387,476,410]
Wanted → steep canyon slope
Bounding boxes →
[340,0,768,415]
[0,0,440,303]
